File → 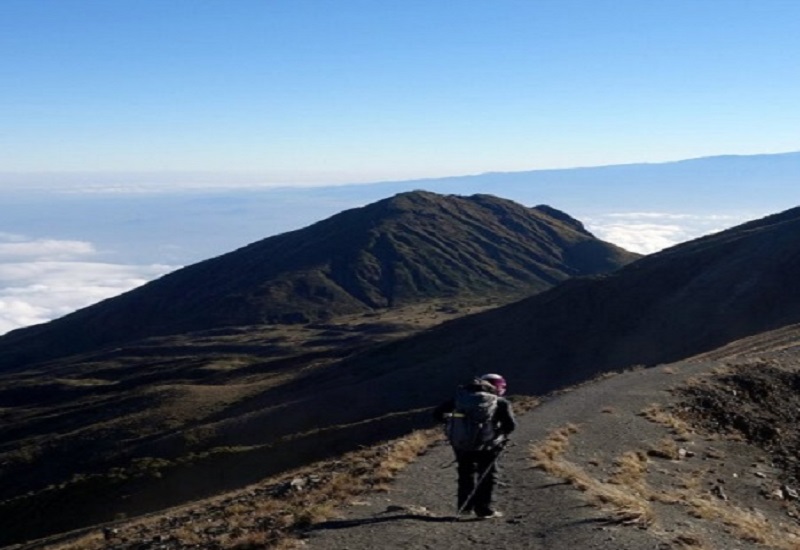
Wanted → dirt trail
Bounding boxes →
[305,358,800,550]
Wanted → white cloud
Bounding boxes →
[0,238,96,261]
[603,212,740,222]
[0,234,176,335]
[0,298,49,334]
[590,223,690,254]
[585,212,747,254]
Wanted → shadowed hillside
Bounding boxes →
[184,204,800,481]
[323,205,800,403]
[0,191,636,370]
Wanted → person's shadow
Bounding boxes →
[311,512,467,531]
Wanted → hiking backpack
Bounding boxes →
[445,385,499,451]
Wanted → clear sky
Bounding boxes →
[2,0,800,184]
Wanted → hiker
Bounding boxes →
[434,373,516,518]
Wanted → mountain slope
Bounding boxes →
[332,204,800,399]
[1,203,799,545]
[0,191,636,369]
[71,204,800,523]
[198,205,800,462]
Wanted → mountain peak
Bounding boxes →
[531,204,590,235]
[0,191,636,368]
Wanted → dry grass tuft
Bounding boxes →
[685,495,800,549]
[609,451,649,490]
[44,533,105,549]
[672,533,711,548]
[675,468,707,493]
[704,447,725,460]
[529,423,579,467]
[639,403,693,440]
[711,364,734,376]
[640,462,800,549]
[530,425,654,527]
[508,395,541,414]
[647,437,681,460]
[533,422,800,545]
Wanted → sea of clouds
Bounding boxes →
[0,233,173,334]
[585,212,742,255]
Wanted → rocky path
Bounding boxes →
[304,359,797,550]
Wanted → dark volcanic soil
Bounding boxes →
[679,360,800,492]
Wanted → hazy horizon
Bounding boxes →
[3,151,800,335]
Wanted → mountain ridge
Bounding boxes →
[0,191,636,370]
[214,203,800,452]
[345,203,800,393]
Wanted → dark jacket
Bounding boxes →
[434,381,517,443]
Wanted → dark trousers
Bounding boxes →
[455,448,499,514]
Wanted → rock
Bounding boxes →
[711,484,728,501]
[383,504,430,515]
[385,505,406,513]
[783,485,800,500]
[678,448,695,459]
[276,477,307,496]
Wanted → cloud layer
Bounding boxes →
[585,212,743,254]
[0,234,174,335]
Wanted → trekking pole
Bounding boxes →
[456,444,507,517]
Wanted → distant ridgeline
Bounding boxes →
[0,191,637,369]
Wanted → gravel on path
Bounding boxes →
[304,360,749,550]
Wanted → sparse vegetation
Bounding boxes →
[639,403,693,440]
[531,417,800,547]
[530,424,655,526]
[672,533,711,548]
[684,494,800,548]
[646,437,682,460]
[528,359,800,550]
[609,451,649,490]
[51,428,441,550]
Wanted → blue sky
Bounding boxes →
[3,0,800,183]
[2,1,800,335]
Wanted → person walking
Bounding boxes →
[434,373,517,519]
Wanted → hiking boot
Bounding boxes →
[475,509,503,519]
